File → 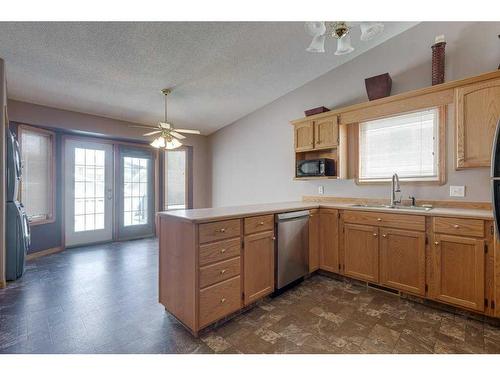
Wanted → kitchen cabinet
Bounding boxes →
[243,230,275,305]
[343,223,379,283]
[308,209,320,272]
[456,77,500,168]
[379,228,425,296]
[431,233,485,312]
[319,209,339,273]
[294,121,314,151]
[314,117,338,149]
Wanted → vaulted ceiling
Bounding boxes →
[0,22,418,134]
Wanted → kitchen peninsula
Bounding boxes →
[158,197,498,337]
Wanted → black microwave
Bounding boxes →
[296,158,335,177]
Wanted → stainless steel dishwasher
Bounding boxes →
[275,210,310,290]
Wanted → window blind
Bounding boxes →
[359,108,439,181]
[20,128,54,221]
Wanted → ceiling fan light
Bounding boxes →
[334,35,354,55]
[306,35,326,53]
[165,138,182,150]
[150,138,162,148]
[360,22,384,41]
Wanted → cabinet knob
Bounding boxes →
[377,218,382,222]
[220,297,226,304]
[453,224,459,228]
[373,233,378,237]
[216,228,226,233]
[220,269,226,275]
[220,248,226,254]
[259,221,265,225]
[309,214,314,217]
[382,234,387,238]
[434,241,439,245]
[272,236,276,241]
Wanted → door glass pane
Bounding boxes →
[74,148,106,232]
[165,150,186,210]
[123,156,148,226]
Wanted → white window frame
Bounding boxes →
[163,147,189,211]
[18,124,56,225]
[357,106,446,185]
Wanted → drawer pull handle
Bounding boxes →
[220,297,226,304]
[373,233,378,237]
[216,228,226,233]
[220,248,226,254]
[259,221,265,225]
[453,224,459,228]
[377,218,382,222]
[434,241,439,245]
[382,234,387,238]
[220,269,226,275]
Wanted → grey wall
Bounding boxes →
[209,22,500,207]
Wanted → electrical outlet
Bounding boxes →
[450,185,465,197]
[318,186,324,195]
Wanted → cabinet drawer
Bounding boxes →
[199,276,241,328]
[433,217,484,237]
[199,238,241,266]
[244,214,274,235]
[199,219,241,244]
[199,257,241,289]
[343,210,425,231]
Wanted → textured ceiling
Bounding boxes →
[0,22,418,134]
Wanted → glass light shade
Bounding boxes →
[334,35,354,55]
[164,138,182,150]
[306,35,326,53]
[150,137,165,148]
[360,22,384,41]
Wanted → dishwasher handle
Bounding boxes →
[276,210,311,222]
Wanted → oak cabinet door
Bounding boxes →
[314,117,338,149]
[344,223,379,283]
[294,121,314,151]
[431,234,485,312]
[308,209,320,272]
[243,230,275,305]
[319,209,339,273]
[380,228,425,296]
[456,78,500,168]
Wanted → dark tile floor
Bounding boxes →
[1,238,500,354]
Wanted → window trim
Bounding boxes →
[18,124,57,226]
[163,146,192,211]
[354,106,446,185]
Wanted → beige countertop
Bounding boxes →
[158,201,493,223]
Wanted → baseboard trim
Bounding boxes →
[26,246,63,260]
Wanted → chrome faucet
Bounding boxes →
[390,173,401,207]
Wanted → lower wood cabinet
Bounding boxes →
[243,230,275,305]
[308,209,320,272]
[199,276,241,328]
[431,234,485,312]
[319,209,339,273]
[380,228,425,296]
[344,223,379,283]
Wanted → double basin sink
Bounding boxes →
[349,204,432,211]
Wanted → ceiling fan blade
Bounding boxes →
[129,124,159,130]
[159,122,171,129]
[143,130,162,136]
[174,128,201,135]
[170,131,186,140]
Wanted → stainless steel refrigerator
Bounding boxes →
[491,119,500,233]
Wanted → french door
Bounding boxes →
[64,140,114,247]
[117,146,155,240]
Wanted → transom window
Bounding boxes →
[358,108,441,183]
[123,157,149,226]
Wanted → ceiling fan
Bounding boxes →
[130,88,201,150]
[305,22,384,55]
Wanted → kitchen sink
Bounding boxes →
[349,204,432,211]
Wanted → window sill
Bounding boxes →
[355,176,445,186]
[29,217,56,226]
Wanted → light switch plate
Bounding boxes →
[318,186,324,195]
[450,185,465,197]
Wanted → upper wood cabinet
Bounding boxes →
[431,234,485,312]
[293,116,339,152]
[379,228,426,296]
[308,209,320,272]
[243,230,275,305]
[344,223,379,283]
[319,209,339,273]
[294,121,314,151]
[314,117,338,149]
[456,77,500,169]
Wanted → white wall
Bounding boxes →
[209,22,500,207]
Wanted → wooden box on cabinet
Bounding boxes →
[455,77,500,169]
